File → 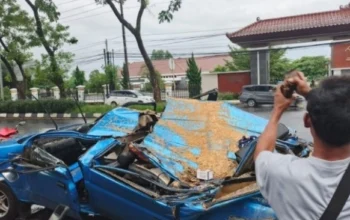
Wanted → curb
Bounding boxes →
[0,113,102,120]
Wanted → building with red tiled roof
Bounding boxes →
[226,5,350,84]
[124,55,232,89]
[227,7,350,47]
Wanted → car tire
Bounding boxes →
[247,99,257,107]
[111,101,118,107]
[0,182,18,220]
[138,100,143,103]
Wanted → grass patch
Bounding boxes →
[70,104,114,114]
[124,102,166,112]
[218,93,239,100]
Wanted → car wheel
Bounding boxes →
[0,182,18,220]
[247,99,257,107]
[111,101,118,107]
[138,100,143,103]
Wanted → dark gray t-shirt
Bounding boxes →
[255,151,350,220]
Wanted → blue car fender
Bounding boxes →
[0,171,32,203]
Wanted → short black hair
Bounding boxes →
[307,76,350,147]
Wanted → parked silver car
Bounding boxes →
[239,84,304,107]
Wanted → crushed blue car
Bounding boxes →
[0,98,311,220]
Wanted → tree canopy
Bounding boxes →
[95,0,182,101]
[0,0,37,98]
[86,70,108,93]
[25,0,78,97]
[213,47,328,83]
[292,56,329,80]
[151,50,173,60]
[72,66,86,87]
[186,54,201,97]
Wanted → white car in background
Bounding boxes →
[105,90,155,106]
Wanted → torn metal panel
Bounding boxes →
[88,108,140,137]
[140,98,271,185]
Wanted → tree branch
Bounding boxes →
[25,0,54,57]
[105,0,136,34]
[0,37,25,77]
[0,37,10,52]
[136,0,147,32]
[0,54,16,82]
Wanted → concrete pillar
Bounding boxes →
[102,84,107,96]
[52,86,60,100]
[30,87,39,100]
[165,81,172,99]
[250,50,270,84]
[10,88,18,101]
[76,85,85,102]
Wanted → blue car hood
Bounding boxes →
[88,108,140,137]
[140,98,272,185]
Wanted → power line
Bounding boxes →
[60,1,169,22]
[60,6,105,20]
[60,2,97,13]
[68,30,233,52]
[57,0,82,6]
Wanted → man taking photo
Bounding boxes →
[254,73,350,220]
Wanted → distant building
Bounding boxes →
[120,55,232,90]
[227,5,350,82]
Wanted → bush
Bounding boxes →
[0,99,77,113]
[3,87,11,101]
[218,93,239,100]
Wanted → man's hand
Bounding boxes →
[274,85,296,113]
[287,71,311,98]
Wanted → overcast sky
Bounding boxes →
[19,0,349,76]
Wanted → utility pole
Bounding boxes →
[103,49,107,66]
[120,0,131,89]
[112,49,115,66]
[0,61,3,100]
[105,39,110,65]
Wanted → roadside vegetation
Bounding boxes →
[0,99,166,114]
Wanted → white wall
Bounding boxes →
[333,69,342,76]
[202,74,218,92]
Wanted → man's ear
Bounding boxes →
[304,113,311,128]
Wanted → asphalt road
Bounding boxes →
[0,105,312,220]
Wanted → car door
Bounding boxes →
[254,86,273,104]
[16,132,101,219]
[266,85,276,104]
[80,141,174,220]
[123,91,139,103]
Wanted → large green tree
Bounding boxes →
[121,62,131,89]
[292,56,329,80]
[186,54,201,97]
[0,0,37,99]
[213,47,291,83]
[72,66,86,87]
[151,50,173,60]
[86,70,108,93]
[25,0,78,97]
[104,64,119,91]
[95,0,182,101]
[29,60,55,88]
